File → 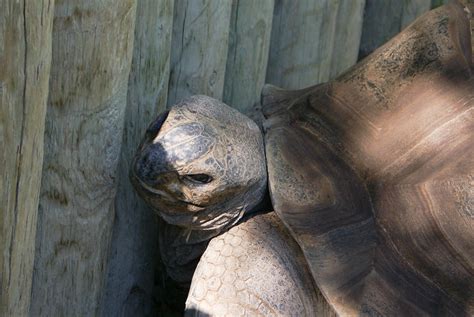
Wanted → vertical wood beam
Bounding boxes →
[30,1,137,315]
[223,0,274,113]
[330,0,366,78]
[167,0,233,106]
[102,0,174,315]
[266,0,365,89]
[0,1,54,315]
[359,0,431,58]
[402,0,432,28]
[431,0,449,9]
[266,0,338,89]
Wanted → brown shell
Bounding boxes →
[263,2,473,316]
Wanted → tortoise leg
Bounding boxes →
[184,212,335,317]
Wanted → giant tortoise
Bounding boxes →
[131,2,473,316]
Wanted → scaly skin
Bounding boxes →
[185,212,334,317]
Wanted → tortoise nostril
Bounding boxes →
[133,137,179,191]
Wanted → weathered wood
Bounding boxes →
[359,0,431,58]
[167,0,233,106]
[102,0,174,315]
[30,1,137,316]
[0,1,54,316]
[222,0,274,113]
[329,0,366,78]
[266,0,364,89]
[401,0,432,28]
[432,0,449,8]
[266,0,337,89]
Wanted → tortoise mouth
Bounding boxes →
[130,171,247,231]
[133,176,207,211]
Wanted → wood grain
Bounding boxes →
[329,0,366,78]
[402,0,432,28]
[223,0,274,113]
[30,1,137,316]
[432,0,450,9]
[266,0,338,89]
[167,0,232,106]
[359,0,432,58]
[0,1,54,315]
[264,2,473,315]
[102,0,174,315]
[266,0,365,89]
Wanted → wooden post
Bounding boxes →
[330,0,366,78]
[167,0,233,106]
[431,0,449,8]
[401,0,432,28]
[223,0,275,113]
[359,0,431,58]
[30,1,137,316]
[102,0,174,315]
[0,1,54,316]
[266,0,365,89]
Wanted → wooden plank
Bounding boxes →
[30,1,137,316]
[359,0,404,59]
[359,0,431,58]
[266,0,338,89]
[401,0,432,28]
[330,0,366,78]
[267,0,366,89]
[431,0,449,8]
[0,1,54,316]
[167,0,233,106]
[102,0,174,315]
[223,0,274,113]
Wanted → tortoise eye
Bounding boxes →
[184,174,213,184]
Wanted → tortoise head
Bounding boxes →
[130,95,267,231]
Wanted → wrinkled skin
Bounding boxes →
[131,95,267,232]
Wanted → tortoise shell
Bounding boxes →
[263,2,473,315]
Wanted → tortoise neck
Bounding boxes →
[157,211,244,286]
[156,184,270,286]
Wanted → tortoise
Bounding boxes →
[131,2,473,316]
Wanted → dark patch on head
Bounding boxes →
[134,143,170,185]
